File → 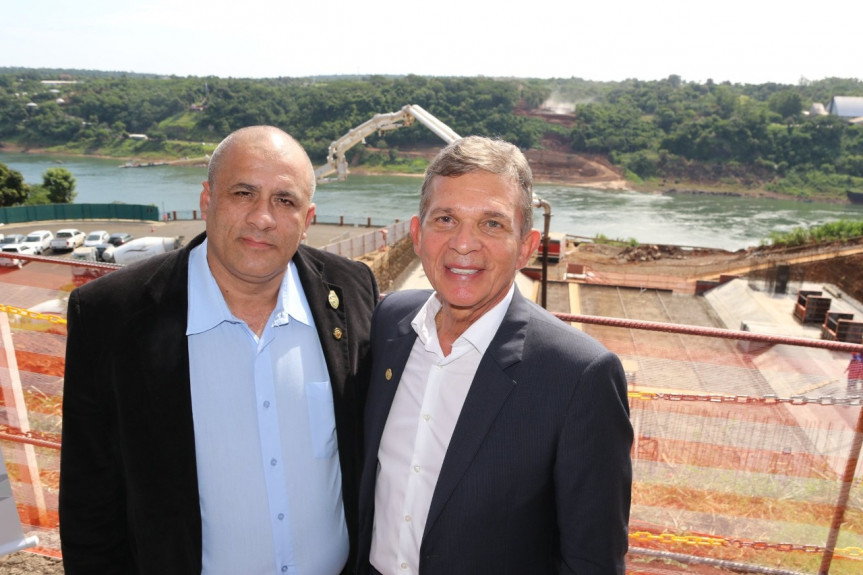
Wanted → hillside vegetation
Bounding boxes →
[2,69,863,201]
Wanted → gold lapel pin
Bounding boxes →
[328,290,340,310]
[385,368,393,381]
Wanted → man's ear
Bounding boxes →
[518,229,542,268]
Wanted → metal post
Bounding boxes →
[533,197,552,309]
[818,401,863,574]
[0,313,49,527]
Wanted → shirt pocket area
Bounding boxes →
[306,380,338,459]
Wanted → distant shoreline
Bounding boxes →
[0,142,210,167]
[0,143,630,190]
[1,142,853,204]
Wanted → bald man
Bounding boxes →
[60,126,379,574]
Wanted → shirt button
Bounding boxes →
[281,566,288,573]
[270,458,278,466]
[400,562,408,570]
[413,465,421,473]
[278,513,285,520]
[405,514,411,522]
[423,414,430,421]
[263,400,270,408]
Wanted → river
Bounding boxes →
[3,151,862,251]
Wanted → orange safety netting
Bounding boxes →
[1,258,862,574]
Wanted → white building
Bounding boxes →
[826,96,863,121]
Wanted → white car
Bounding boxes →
[71,246,98,262]
[0,234,26,246]
[84,230,110,247]
[50,229,86,251]
[0,244,35,268]
[22,230,54,254]
[75,243,116,262]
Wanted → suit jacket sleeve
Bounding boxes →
[60,280,137,573]
[556,349,632,574]
[59,241,201,575]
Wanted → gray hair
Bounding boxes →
[208,126,316,198]
[419,136,534,236]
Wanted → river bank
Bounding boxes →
[1,141,855,205]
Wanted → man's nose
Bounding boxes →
[450,223,480,253]
[248,198,276,229]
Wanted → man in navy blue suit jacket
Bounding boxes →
[357,136,632,575]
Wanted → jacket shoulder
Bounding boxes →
[71,244,191,322]
[520,296,614,360]
[377,289,430,318]
[297,245,376,282]
[371,290,428,336]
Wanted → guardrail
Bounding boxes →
[319,220,411,259]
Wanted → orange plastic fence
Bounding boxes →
[1,258,862,574]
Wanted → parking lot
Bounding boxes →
[0,218,373,262]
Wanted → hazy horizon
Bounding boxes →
[2,0,860,86]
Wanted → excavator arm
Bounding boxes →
[314,104,460,182]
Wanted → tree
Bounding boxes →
[42,167,77,203]
[0,162,29,206]
[768,91,803,121]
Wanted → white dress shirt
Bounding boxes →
[370,286,514,575]
[187,240,348,575]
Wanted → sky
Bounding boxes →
[2,0,860,86]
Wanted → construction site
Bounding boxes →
[1,105,862,573]
[537,236,863,574]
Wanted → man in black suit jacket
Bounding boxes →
[358,136,632,574]
[60,126,378,574]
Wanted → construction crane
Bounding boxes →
[316,105,555,308]
[314,104,460,182]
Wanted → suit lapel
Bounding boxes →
[423,291,531,537]
[293,248,350,391]
[366,313,419,454]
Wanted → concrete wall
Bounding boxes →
[358,236,416,293]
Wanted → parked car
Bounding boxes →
[71,246,98,262]
[50,229,86,252]
[84,230,110,247]
[73,240,116,262]
[0,244,35,268]
[107,232,133,246]
[0,234,26,246]
[22,230,54,254]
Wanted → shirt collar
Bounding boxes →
[411,284,515,356]
[187,239,312,335]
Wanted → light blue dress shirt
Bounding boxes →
[186,240,348,575]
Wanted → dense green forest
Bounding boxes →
[2,68,863,201]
